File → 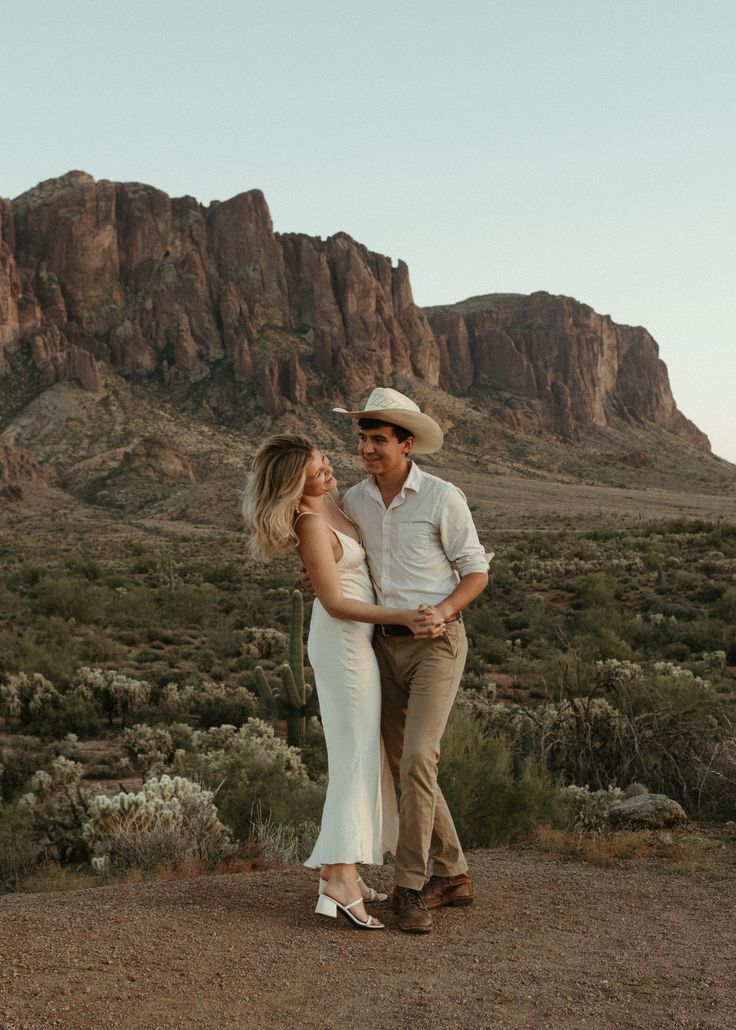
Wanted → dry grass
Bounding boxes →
[19,863,96,894]
[16,845,277,896]
[530,823,724,873]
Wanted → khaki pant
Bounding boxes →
[374,620,468,890]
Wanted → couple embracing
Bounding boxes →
[243,389,489,933]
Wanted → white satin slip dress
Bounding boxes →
[302,521,398,867]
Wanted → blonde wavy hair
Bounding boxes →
[241,435,316,559]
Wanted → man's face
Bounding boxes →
[357,425,413,477]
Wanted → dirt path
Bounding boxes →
[1,849,734,1030]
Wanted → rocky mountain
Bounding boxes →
[0,171,729,514]
[426,294,708,448]
[0,171,437,420]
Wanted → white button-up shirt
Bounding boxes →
[341,461,491,610]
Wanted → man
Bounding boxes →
[333,387,490,933]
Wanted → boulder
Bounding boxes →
[608,793,688,830]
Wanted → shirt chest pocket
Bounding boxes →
[397,522,436,562]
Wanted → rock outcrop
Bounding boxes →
[0,172,709,452]
[0,443,56,499]
[1,172,436,415]
[119,438,196,485]
[426,293,709,448]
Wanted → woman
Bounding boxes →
[242,435,440,930]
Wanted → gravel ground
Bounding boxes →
[1,848,734,1030]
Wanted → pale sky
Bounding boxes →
[3,0,735,462]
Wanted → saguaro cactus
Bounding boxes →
[254,589,319,747]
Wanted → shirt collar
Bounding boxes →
[365,460,423,502]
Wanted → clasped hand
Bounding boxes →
[406,605,446,639]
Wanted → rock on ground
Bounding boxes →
[609,793,688,830]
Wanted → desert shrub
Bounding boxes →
[0,672,100,737]
[30,691,101,739]
[452,656,733,815]
[108,586,160,627]
[77,631,128,666]
[438,709,566,848]
[0,737,43,801]
[0,801,39,890]
[249,806,320,865]
[560,784,624,833]
[240,626,288,660]
[19,756,100,863]
[84,751,130,781]
[294,718,328,781]
[0,673,59,729]
[34,574,105,623]
[120,724,177,775]
[190,680,258,728]
[717,587,736,622]
[83,775,233,875]
[200,562,242,590]
[158,584,219,627]
[169,718,325,841]
[0,735,81,801]
[72,667,151,726]
[694,736,736,820]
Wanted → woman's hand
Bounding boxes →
[404,607,446,639]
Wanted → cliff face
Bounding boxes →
[426,293,709,449]
[0,172,708,452]
[0,171,437,415]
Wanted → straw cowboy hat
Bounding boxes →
[333,387,444,454]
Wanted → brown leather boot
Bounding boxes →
[391,887,433,933]
[420,873,474,910]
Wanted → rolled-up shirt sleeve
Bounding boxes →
[439,485,492,578]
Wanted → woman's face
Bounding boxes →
[301,448,336,497]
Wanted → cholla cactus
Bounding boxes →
[254,591,319,747]
[83,774,233,873]
[120,724,176,775]
[20,755,100,862]
[561,784,624,834]
[240,626,288,660]
[653,661,711,691]
[594,659,644,690]
[702,651,727,675]
[173,718,309,787]
[190,680,257,723]
[0,673,59,727]
[73,667,151,726]
[158,682,196,720]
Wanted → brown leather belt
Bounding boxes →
[379,615,462,637]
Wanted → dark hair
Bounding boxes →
[357,417,413,444]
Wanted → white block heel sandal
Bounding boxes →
[314,892,385,930]
[318,875,388,904]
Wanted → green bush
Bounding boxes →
[438,710,566,848]
[0,801,39,890]
[34,574,106,623]
[170,719,325,841]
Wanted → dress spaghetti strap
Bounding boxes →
[326,492,363,543]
